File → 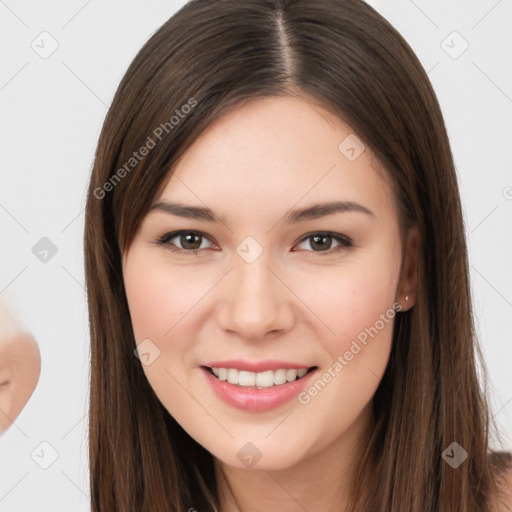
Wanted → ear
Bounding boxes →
[397,225,419,311]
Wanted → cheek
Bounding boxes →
[302,246,401,358]
[123,252,202,421]
[290,251,401,446]
[124,252,201,344]
[123,248,214,410]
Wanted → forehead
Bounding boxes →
[155,96,396,224]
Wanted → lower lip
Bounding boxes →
[201,366,317,412]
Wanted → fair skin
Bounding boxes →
[0,302,41,433]
[122,95,420,510]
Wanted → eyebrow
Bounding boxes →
[148,200,375,224]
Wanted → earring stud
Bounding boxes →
[405,295,409,301]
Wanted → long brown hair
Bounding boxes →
[84,0,511,510]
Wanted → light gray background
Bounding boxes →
[0,1,511,510]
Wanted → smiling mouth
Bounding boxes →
[203,365,317,389]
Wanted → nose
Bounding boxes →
[216,252,294,342]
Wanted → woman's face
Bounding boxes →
[122,96,417,471]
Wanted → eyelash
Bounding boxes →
[153,230,354,256]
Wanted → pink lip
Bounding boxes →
[201,366,318,412]
[202,359,312,372]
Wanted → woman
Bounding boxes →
[84,0,512,510]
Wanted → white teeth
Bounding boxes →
[227,368,238,385]
[238,370,256,386]
[255,370,274,388]
[209,366,311,388]
[273,369,287,385]
[286,369,297,382]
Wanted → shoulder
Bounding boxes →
[490,453,512,512]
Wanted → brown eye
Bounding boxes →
[154,230,214,255]
[178,232,202,250]
[295,232,353,254]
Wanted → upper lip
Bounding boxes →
[202,360,315,373]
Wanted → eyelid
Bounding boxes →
[297,231,353,247]
[154,230,354,255]
[154,230,216,252]
[294,231,354,255]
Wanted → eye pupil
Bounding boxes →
[311,235,331,251]
[157,231,349,256]
[182,232,201,250]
